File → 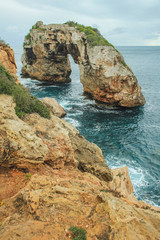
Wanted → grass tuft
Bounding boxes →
[69,226,87,240]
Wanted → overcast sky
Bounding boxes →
[0,0,160,48]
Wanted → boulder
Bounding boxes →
[41,97,66,118]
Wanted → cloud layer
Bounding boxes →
[0,0,160,47]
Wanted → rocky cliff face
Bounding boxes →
[0,94,112,181]
[0,43,19,83]
[21,21,145,107]
[0,94,160,239]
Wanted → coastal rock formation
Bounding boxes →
[1,46,159,240]
[0,94,112,181]
[0,43,19,83]
[21,21,145,107]
[41,97,66,118]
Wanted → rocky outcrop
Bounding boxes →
[0,43,19,83]
[0,94,112,181]
[21,21,145,107]
[41,97,66,118]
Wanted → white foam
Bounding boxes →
[65,118,80,128]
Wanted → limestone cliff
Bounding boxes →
[0,43,19,83]
[21,21,145,107]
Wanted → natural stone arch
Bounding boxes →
[21,21,145,107]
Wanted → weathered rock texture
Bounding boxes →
[21,21,145,107]
[0,94,112,181]
[0,43,19,83]
[0,167,160,240]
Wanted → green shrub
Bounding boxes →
[0,38,8,45]
[69,226,87,240]
[24,173,32,179]
[31,22,45,31]
[23,33,31,46]
[23,23,45,47]
[0,64,50,119]
[65,21,114,48]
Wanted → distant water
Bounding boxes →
[15,46,160,207]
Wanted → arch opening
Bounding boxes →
[68,54,82,93]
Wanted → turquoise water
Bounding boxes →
[15,46,160,207]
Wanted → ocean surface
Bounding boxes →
[14,46,160,207]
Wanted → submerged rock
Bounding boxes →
[21,21,145,107]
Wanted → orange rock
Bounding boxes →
[0,169,159,240]
[0,43,20,83]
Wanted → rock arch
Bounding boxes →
[21,21,145,107]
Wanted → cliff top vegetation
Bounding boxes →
[65,21,114,47]
[24,21,114,48]
[0,64,50,119]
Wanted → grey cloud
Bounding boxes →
[0,0,160,47]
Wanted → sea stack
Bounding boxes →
[21,21,145,107]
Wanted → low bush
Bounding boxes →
[69,226,87,240]
[0,64,50,119]
[65,21,114,48]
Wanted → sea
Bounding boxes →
[14,46,160,207]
